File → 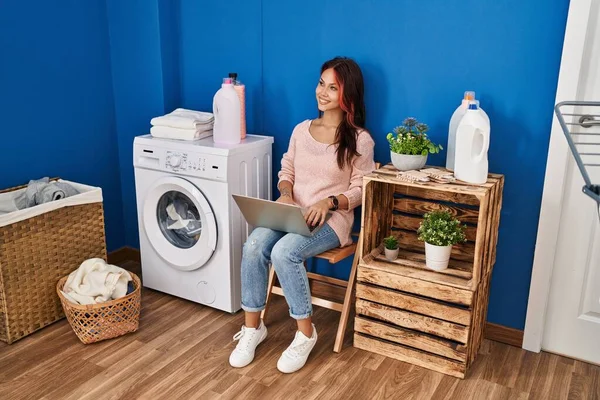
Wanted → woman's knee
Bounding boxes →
[271,240,303,269]
[242,227,273,262]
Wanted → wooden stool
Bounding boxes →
[260,232,363,353]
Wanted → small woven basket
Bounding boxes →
[56,273,142,344]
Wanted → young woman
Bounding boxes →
[229,56,376,373]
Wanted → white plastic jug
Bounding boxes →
[454,101,490,184]
[212,78,241,145]
[446,91,489,171]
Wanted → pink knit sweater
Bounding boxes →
[277,120,376,247]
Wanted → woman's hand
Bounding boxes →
[305,199,331,227]
[276,195,295,206]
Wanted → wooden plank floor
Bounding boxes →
[1,278,599,399]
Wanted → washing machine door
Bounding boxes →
[143,176,217,271]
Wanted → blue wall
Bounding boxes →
[110,0,264,249]
[179,0,263,134]
[175,0,569,329]
[259,0,570,330]
[106,0,175,248]
[0,0,571,330]
[0,0,124,251]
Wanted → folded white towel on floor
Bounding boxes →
[150,125,213,141]
[151,108,214,129]
[60,258,132,305]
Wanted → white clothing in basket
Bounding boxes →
[61,258,132,305]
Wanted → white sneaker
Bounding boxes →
[229,321,268,368]
[277,324,318,373]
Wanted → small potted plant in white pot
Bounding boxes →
[386,117,443,171]
[383,235,399,261]
[417,210,467,271]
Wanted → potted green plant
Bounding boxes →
[383,235,399,261]
[417,210,467,271]
[386,117,443,171]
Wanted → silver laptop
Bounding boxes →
[232,194,331,236]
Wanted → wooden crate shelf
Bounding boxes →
[361,244,474,291]
[353,163,504,379]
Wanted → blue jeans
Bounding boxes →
[241,224,341,320]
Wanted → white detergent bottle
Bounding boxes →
[454,101,490,184]
[446,91,490,171]
[212,77,241,145]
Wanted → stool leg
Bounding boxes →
[333,232,362,353]
[260,264,277,323]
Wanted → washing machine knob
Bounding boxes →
[169,155,181,167]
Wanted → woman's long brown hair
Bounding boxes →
[320,56,366,169]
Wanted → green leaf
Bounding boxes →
[383,235,399,249]
[417,210,467,246]
[387,117,441,156]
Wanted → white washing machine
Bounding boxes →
[133,134,273,313]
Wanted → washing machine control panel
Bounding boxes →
[165,151,226,180]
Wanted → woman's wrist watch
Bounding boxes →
[328,195,339,211]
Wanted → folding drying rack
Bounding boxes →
[554,101,600,220]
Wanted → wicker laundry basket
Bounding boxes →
[0,179,107,344]
[56,272,141,344]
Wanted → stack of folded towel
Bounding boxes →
[150,108,214,141]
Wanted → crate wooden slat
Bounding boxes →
[356,299,469,343]
[393,229,476,263]
[393,197,480,224]
[374,252,472,280]
[354,317,467,361]
[392,214,478,242]
[362,244,474,291]
[392,183,483,206]
[373,164,490,203]
[356,284,471,325]
[467,269,493,365]
[354,164,504,379]
[471,192,491,286]
[357,264,474,306]
[354,334,466,379]
[489,177,505,271]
